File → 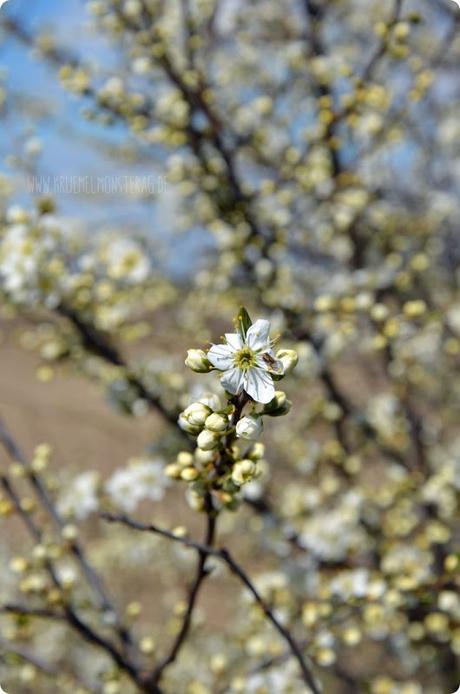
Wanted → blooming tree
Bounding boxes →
[0,0,459,693]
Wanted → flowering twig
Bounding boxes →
[0,638,103,693]
[55,305,184,433]
[0,461,162,694]
[147,496,217,687]
[0,603,66,621]
[0,417,135,650]
[102,512,321,694]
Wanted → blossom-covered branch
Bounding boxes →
[102,511,320,694]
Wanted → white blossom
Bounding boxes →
[106,458,168,512]
[207,319,283,404]
[299,492,367,562]
[57,471,100,520]
[103,238,150,283]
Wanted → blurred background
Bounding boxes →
[0,0,459,692]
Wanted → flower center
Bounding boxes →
[234,346,257,370]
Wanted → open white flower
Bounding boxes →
[105,458,168,512]
[57,471,100,520]
[207,319,283,404]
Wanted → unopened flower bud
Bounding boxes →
[403,300,426,319]
[263,391,292,417]
[236,415,263,441]
[195,448,216,465]
[177,452,194,467]
[186,489,205,512]
[178,414,200,435]
[181,467,199,481]
[199,393,222,411]
[178,402,211,433]
[232,459,257,486]
[248,442,265,460]
[62,524,78,541]
[197,429,221,451]
[370,303,389,322]
[185,349,212,373]
[187,402,211,426]
[205,413,228,432]
[276,349,298,375]
[165,463,182,479]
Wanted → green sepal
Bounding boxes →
[236,306,252,339]
[222,479,240,494]
[225,497,241,511]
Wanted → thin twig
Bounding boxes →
[148,502,217,686]
[0,417,135,650]
[0,604,65,621]
[55,304,182,431]
[103,513,321,694]
[0,471,160,694]
[0,638,103,693]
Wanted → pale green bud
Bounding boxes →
[232,459,257,486]
[178,402,212,434]
[165,463,182,479]
[124,0,142,18]
[178,414,200,435]
[276,349,298,375]
[197,429,221,451]
[189,403,211,425]
[195,448,216,465]
[181,467,199,481]
[205,413,228,432]
[236,415,263,440]
[263,391,292,417]
[186,489,205,512]
[177,452,194,467]
[248,442,265,460]
[185,349,212,373]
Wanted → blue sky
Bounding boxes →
[0,0,213,275]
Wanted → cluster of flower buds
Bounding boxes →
[167,309,298,510]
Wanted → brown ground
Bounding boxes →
[0,317,248,637]
[0,323,154,473]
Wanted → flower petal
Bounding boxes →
[221,367,244,395]
[207,344,234,370]
[225,332,243,350]
[246,319,271,351]
[245,367,275,404]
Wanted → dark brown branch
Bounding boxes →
[0,604,65,621]
[148,500,217,686]
[0,469,161,694]
[102,513,321,694]
[0,417,135,650]
[360,0,404,83]
[55,304,182,432]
